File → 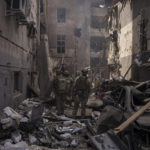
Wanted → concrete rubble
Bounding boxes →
[0,98,98,150]
[0,80,150,150]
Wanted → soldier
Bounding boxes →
[72,69,91,118]
[63,71,73,106]
[75,71,80,78]
[52,70,71,115]
[52,70,61,93]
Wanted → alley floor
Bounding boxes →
[0,94,102,150]
[1,79,150,150]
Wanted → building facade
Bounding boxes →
[90,0,109,79]
[46,0,108,75]
[0,0,40,108]
[46,0,91,74]
[107,0,150,81]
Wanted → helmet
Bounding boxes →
[63,70,70,77]
[56,70,61,75]
[82,69,88,76]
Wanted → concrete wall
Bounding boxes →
[0,0,39,108]
[107,1,133,79]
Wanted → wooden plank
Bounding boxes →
[114,99,150,134]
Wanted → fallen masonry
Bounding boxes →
[0,98,96,150]
[94,79,150,150]
[0,80,150,150]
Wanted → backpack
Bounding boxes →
[57,77,69,93]
[76,76,89,91]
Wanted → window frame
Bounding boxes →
[57,35,66,54]
[57,8,66,23]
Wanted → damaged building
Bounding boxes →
[90,0,109,79]
[38,0,54,98]
[46,0,91,73]
[0,0,40,108]
[106,0,150,81]
[46,0,109,76]
[0,0,150,150]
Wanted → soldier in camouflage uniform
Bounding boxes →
[53,70,72,115]
[72,69,91,118]
[63,71,73,106]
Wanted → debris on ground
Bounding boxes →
[0,98,97,150]
[0,80,150,150]
[94,79,150,150]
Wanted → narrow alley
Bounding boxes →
[0,0,150,150]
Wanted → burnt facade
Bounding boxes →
[0,0,40,108]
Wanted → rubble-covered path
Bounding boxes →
[0,96,101,150]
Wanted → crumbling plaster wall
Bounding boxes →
[0,0,39,108]
[118,1,134,79]
[108,0,150,80]
[108,1,141,80]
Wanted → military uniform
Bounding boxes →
[63,71,73,106]
[72,69,91,117]
[52,70,72,115]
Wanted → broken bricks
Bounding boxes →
[0,107,22,130]
[11,130,22,144]
[0,97,100,150]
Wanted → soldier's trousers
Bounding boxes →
[72,95,87,117]
[56,93,66,115]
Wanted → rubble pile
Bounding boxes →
[1,80,150,150]
[93,80,150,150]
[0,98,97,150]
